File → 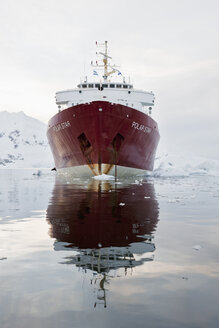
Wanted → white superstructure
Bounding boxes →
[55,41,155,115]
[56,83,155,114]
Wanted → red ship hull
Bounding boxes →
[47,101,160,176]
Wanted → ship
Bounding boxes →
[47,41,160,177]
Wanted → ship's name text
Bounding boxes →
[132,121,151,133]
[53,121,71,132]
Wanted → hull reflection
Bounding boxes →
[46,178,159,307]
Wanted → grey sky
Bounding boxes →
[0,0,219,159]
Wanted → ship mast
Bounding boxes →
[103,41,108,80]
[94,41,116,81]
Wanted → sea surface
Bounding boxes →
[0,169,219,328]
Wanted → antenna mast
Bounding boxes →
[103,41,108,80]
[93,41,116,81]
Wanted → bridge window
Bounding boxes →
[123,85,128,89]
[88,84,93,88]
[82,84,87,88]
[102,84,108,88]
[110,84,115,88]
[116,84,122,88]
[95,84,100,88]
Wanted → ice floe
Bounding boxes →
[93,174,115,180]
[193,245,202,251]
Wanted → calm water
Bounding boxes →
[0,169,219,328]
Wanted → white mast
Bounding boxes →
[93,41,116,81]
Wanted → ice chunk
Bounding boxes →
[93,174,115,180]
[33,170,42,176]
[193,245,202,251]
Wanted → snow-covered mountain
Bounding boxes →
[0,111,53,168]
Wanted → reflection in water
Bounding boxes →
[46,178,159,307]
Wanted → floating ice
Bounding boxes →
[193,245,202,251]
[167,198,180,203]
[93,174,115,180]
[33,170,42,176]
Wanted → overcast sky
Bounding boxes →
[0,0,219,159]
